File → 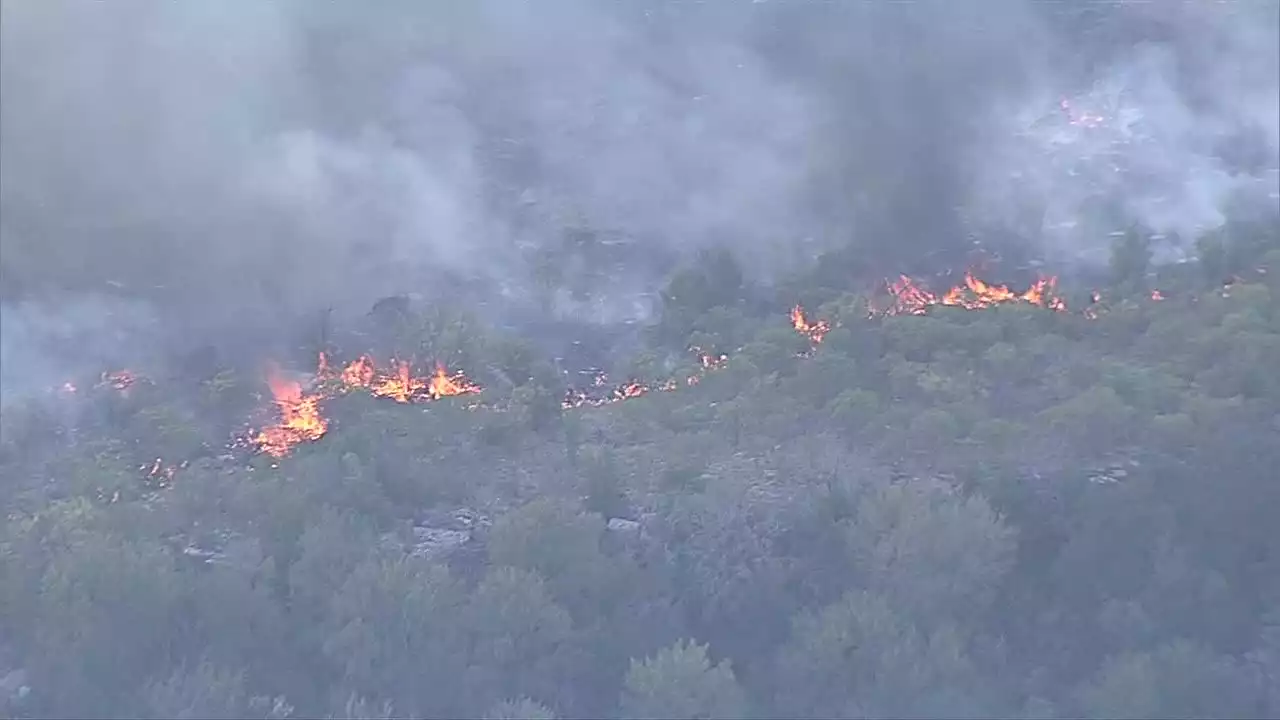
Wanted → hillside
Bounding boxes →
[2,227,1278,719]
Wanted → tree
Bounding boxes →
[842,477,1016,627]
[656,248,750,347]
[1075,640,1261,719]
[329,693,394,720]
[288,507,378,633]
[773,590,988,718]
[580,446,629,520]
[140,661,249,720]
[30,533,184,717]
[620,639,748,720]
[665,468,798,672]
[484,697,557,720]
[321,556,467,718]
[185,536,289,695]
[461,566,575,713]
[487,497,612,622]
[1110,226,1154,291]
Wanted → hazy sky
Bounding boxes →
[1,0,1276,398]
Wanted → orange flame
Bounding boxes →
[791,305,831,343]
[880,272,1068,317]
[75,265,1254,468]
[318,353,482,403]
[426,363,483,400]
[252,364,329,458]
[339,355,376,387]
[242,354,485,457]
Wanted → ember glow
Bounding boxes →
[1060,97,1105,128]
[97,369,138,393]
[560,345,730,410]
[561,374,668,409]
[141,457,182,489]
[695,347,730,370]
[52,368,144,398]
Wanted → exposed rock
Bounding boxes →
[419,506,491,533]
[606,517,642,534]
[377,508,493,561]
[174,529,263,570]
[448,507,492,531]
[410,526,470,559]
[182,545,225,563]
[0,668,30,706]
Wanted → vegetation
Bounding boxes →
[1,223,1278,719]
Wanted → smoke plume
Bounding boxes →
[2,0,1276,400]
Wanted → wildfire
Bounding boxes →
[427,364,483,400]
[98,369,138,393]
[791,305,831,343]
[559,345,727,410]
[561,374,665,409]
[141,457,182,488]
[252,364,329,458]
[1060,98,1105,128]
[879,272,1068,317]
[243,354,485,456]
[695,348,730,370]
[53,369,144,398]
[318,353,482,403]
[65,263,1207,465]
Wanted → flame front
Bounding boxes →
[253,365,329,458]
[426,363,483,400]
[133,266,1206,461]
[319,354,482,403]
[880,272,1068,316]
[244,354,484,457]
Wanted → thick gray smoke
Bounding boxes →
[2,1,1277,402]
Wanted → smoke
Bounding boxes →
[0,296,160,408]
[2,1,1276,399]
[970,1,1280,266]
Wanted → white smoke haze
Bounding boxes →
[0,296,161,408]
[1,0,1277,399]
[972,1,1280,266]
